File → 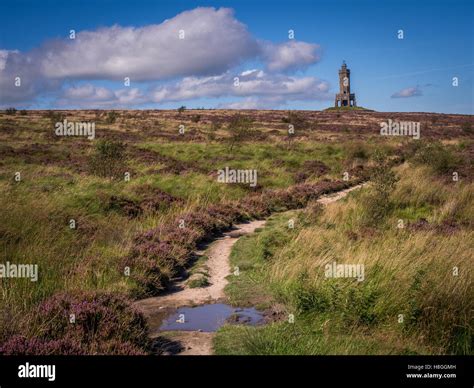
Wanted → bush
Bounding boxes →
[0,292,150,355]
[295,160,330,182]
[412,142,458,175]
[290,272,379,326]
[282,111,308,130]
[346,141,369,160]
[210,120,222,131]
[105,111,118,124]
[137,185,183,213]
[5,107,16,115]
[0,336,83,355]
[362,151,398,226]
[227,115,253,151]
[46,111,66,127]
[105,195,142,218]
[344,286,379,325]
[291,272,330,313]
[461,122,472,134]
[121,252,170,297]
[88,140,127,178]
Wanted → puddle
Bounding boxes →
[159,303,264,332]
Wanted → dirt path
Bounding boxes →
[317,183,365,205]
[136,220,266,312]
[134,220,266,355]
[134,183,364,355]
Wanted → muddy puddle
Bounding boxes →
[159,303,264,332]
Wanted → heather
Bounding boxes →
[1,292,149,355]
[0,109,470,354]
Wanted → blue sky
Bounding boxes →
[0,0,472,113]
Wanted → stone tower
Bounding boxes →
[335,61,356,107]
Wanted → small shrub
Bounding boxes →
[46,111,66,127]
[362,151,398,226]
[292,273,330,313]
[0,336,83,355]
[344,286,379,326]
[412,142,458,175]
[282,111,308,130]
[5,107,16,115]
[461,122,472,134]
[227,114,253,151]
[0,292,150,355]
[207,132,216,142]
[137,185,183,213]
[105,111,118,124]
[210,120,222,131]
[346,141,369,160]
[295,160,330,183]
[88,140,127,178]
[121,253,170,297]
[104,195,142,218]
[301,202,324,225]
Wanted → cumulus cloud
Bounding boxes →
[0,50,18,71]
[57,84,146,107]
[63,84,115,101]
[391,86,423,98]
[149,69,330,103]
[0,7,325,107]
[57,69,330,108]
[39,7,260,81]
[263,41,320,72]
[0,49,61,105]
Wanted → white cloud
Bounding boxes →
[391,86,423,98]
[57,69,331,108]
[0,49,62,106]
[0,7,325,107]
[57,84,146,107]
[149,70,330,103]
[263,41,321,72]
[0,50,18,71]
[63,84,115,101]
[40,7,259,82]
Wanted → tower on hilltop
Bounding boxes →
[335,61,356,107]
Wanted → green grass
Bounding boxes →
[215,316,427,355]
[225,213,297,309]
[138,140,351,187]
[215,164,473,355]
[187,276,210,288]
[0,112,470,354]
[186,255,210,288]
